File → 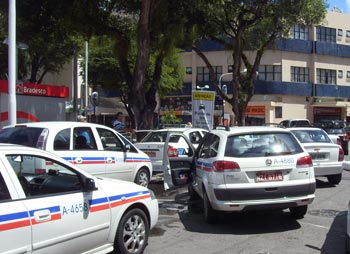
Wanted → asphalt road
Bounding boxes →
[146,161,350,254]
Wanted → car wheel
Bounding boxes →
[114,208,149,254]
[327,173,342,185]
[289,205,307,219]
[203,190,217,224]
[134,168,150,187]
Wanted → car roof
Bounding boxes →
[210,126,292,136]
[288,127,324,131]
[149,128,207,132]
[4,121,113,130]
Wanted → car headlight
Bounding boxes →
[148,189,156,200]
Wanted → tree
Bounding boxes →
[190,0,327,126]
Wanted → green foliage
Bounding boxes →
[160,110,182,125]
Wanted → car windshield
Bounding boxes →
[0,127,44,147]
[225,132,303,157]
[291,129,331,143]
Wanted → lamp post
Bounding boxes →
[219,73,232,125]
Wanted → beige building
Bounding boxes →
[162,9,350,126]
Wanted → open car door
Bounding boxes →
[162,132,195,190]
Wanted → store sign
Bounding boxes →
[192,90,215,130]
[246,106,265,115]
[0,80,69,98]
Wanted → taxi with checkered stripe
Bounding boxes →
[0,144,158,254]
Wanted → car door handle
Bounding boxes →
[75,157,83,164]
[34,209,51,222]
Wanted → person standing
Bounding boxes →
[113,112,126,133]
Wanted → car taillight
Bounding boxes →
[338,147,344,161]
[296,155,313,167]
[167,146,178,157]
[213,160,240,172]
[35,168,46,174]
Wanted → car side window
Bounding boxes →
[96,128,124,151]
[6,154,82,198]
[54,128,70,150]
[198,134,218,158]
[73,127,97,150]
[0,173,11,201]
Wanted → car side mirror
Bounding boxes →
[124,143,131,152]
[84,178,97,191]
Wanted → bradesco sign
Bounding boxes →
[192,90,215,130]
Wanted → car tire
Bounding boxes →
[203,190,217,224]
[114,208,149,254]
[289,205,307,219]
[134,168,150,187]
[327,173,342,185]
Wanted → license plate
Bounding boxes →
[256,171,283,182]
[145,151,156,157]
[311,153,326,159]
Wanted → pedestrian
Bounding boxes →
[112,112,126,133]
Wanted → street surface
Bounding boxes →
[146,164,350,254]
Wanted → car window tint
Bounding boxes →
[225,132,303,157]
[188,131,202,144]
[73,127,97,150]
[54,128,70,150]
[6,154,82,197]
[0,127,44,147]
[96,128,124,152]
[0,173,11,201]
[292,130,331,143]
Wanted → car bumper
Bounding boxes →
[313,163,342,176]
[147,198,159,229]
[208,182,316,212]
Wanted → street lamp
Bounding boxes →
[219,73,232,125]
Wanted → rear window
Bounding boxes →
[324,128,344,135]
[225,132,303,157]
[291,129,331,143]
[142,131,180,142]
[0,127,44,147]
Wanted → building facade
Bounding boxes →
[161,9,350,126]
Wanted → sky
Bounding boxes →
[327,0,350,13]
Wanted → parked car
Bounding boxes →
[134,128,208,173]
[0,144,158,254]
[279,119,311,128]
[322,126,349,155]
[289,127,344,184]
[162,126,316,223]
[0,121,153,187]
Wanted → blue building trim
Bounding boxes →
[315,84,350,98]
[254,80,313,96]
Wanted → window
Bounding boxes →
[97,128,128,152]
[347,71,350,79]
[338,29,343,36]
[316,69,337,84]
[291,66,309,83]
[291,25,309,40]
[6,154,82,197]
[196,66,222,82]
[258,65,282,81]
[0,173,10,201]
[346,30,350,38]
[54,129,70,150]
[73,127,97,150]
[185,67,192,74]
[198,134,219,158]
[275,106,282,118]
[316,26,336,43]
[338,70,343,79]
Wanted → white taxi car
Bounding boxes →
[162,126,316,223]
[0,122,152,187]
[289,127,344,184]
[0,144,158,254]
